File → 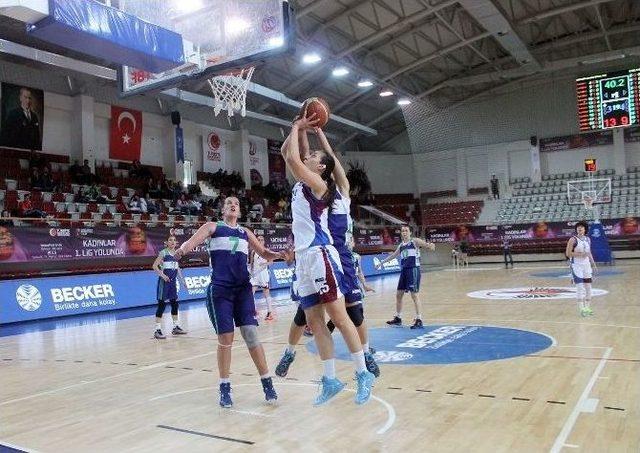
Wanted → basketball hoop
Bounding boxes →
[207,66,255,117]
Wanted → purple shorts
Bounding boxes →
[205,283,258,334]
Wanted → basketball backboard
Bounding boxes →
[567,177,612,206]
[117,0,294,97]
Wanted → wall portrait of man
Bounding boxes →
[0,83,44,150]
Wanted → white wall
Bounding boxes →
[540,145,615,175]
[342,152,416,194]
[42,92,77,160]
[412,150,457,193]
[626,141,640,168]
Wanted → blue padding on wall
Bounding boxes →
[27,0,184,73]
[0,254,401,324]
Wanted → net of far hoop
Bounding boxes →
[207,66,255,117]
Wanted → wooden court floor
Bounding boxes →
[1,262,639,452]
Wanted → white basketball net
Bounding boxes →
[582,194,594,210]
[207,66,255,117]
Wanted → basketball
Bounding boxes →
[301,97,330,128]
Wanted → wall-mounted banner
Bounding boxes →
[202,127,235,173]
[246,135,269,187]
[425,217,639,243]
[539,130,612,152]
[267,138,286,183]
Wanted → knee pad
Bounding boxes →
[240,325,260,349]
[576,283,585,299]
[155,301,167,318]
[170,300,179,316]
[585,283,592,299]
[293,305,307,327]
[346,304,364,327]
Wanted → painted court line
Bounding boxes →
[0,335,282,407]
[150,383,397,435]
[227,409,273,418]
[0,441,41,453]
[157,425,254,445]
[550,347,612,453]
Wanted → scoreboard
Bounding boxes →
[576,68,640,131]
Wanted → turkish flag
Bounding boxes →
[109,106,143,161]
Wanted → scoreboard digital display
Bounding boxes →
[576,68,640,131]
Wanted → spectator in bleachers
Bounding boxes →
[69,160,81,183]
[18,194,46,218]
[249,199,264,222]
[145,196,160,215]
[29,167,41,189]
[79,159,93,185]
[75,187,90,203]
[128,194,142,213]
[130,160,142,179]
[1,87,42,150]
[139,195,148,214]
[28,149,45,170]
[38,167,57,192]
[87,183,106,203]
[491,174,500,200]
[175,193,190,215]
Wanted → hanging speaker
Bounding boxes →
[171,111,181,126]
[530,135,538,147]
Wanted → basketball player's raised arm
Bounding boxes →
[245,228,283,262]
[314,127,349,195]
[414,238,436,251]
[285,116,325,194]
[176,222,217,258]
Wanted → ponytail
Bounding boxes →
[319,152,338,213]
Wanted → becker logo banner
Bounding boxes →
[109,106,143,161]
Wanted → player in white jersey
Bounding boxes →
[250,235,275,320]
[565,221,597,316]
[275,127,379,379]
[281,113,375,406]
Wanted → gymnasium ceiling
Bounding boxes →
[1,0,640,150]
[272,0,640,149]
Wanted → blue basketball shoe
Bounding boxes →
[354,370,375,405]
[261,377,278,404]
[313,376,345,406]
[364,352,380,378]
[219,382,233,408]
[275,350,296,377]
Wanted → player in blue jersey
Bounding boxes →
[276,126,379,379]
[152,235,188,339]
[376,224,435,329]
[175,197,283,408]
[281,114,375,406]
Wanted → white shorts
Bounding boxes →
[250,269,270,288]
[295,245,344,309]
[571,261,592,283]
